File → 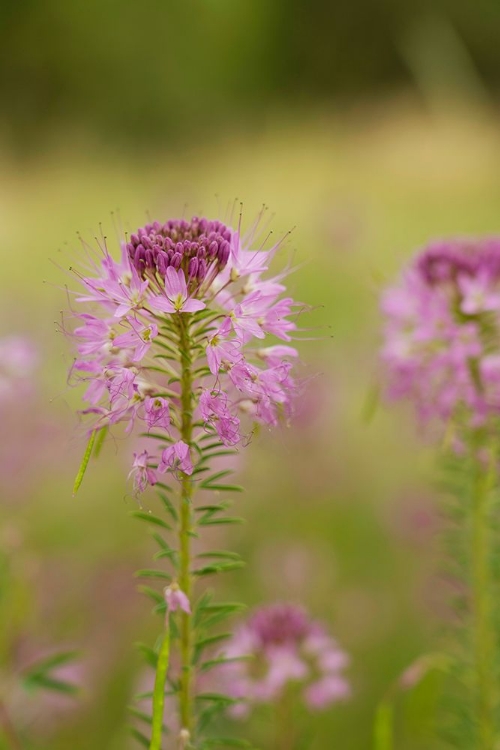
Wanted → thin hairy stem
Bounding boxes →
[149,622,171,750]
[470,455,496,749]
[0,699,23,750]
[178,313,194,740]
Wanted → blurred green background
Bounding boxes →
[2,1,500,748]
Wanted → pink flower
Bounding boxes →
[216,603,350,717]
[158,441,193,476]
[200,390,241,446]
[206,318,242,375]
[381,237,500,431]
[128,450,158,494]
[69,214,302,491]
[0,336,38,402]
[164,583,191,614]
[114,320,158,361]
[144,396,170,430]
[149,267,206,314]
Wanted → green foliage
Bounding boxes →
[435,443,500,747]
[21,650,79,696]
[130,433,247,747]
[374,699,394,750]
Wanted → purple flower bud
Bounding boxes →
[197,259,207,281]
[134,246,146,268]
[130,233,140,246]
[156,252,168,275]
[218,241,230,266]
[208,241,218,259]
[145,249,154,269]
[188,257,199,279]
[198,247,206,260]
[171,252,182,269]
[176,242,184,255]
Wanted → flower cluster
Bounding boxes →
[381,238,500,428]
[217,602,350,716]
[70,216,300,492]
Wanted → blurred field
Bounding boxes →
[2,102,500,748]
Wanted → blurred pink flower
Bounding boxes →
[216,602,350,717]
[381,237,500,431]
[0,336,38,401]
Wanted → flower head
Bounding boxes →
[381,237,500,430]
[216,602,350,716]
[70,213,301,493]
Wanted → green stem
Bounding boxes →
[275,689,296,750]
[373,699,394,750]
[178,313,194,740]
[471,456,495,749]
[149,622,171,750]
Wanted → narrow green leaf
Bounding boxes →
[155,482,174,493]
[154,550,178,565]
[128,727,150,747]
[73,430,96,496]
[193,561,245,577]
[200,484,244,493]
[139,432,173,444]
[196,551,241,560]
[195,633,232,650]
[195,503,229,513]
[135,569,172,582]
[130,511,172,530]
[198,602,246,629]
[196,692,237,704]
[158,492,178,521]
[199,470,233,486]
[137,585,164,604]
[23,674,78,695]
[194,633,231,662]
[22,650,78,677]
[203,603,246,614]
[151,533,176,555]
[198,516,245,526]
[128,706,153,725]
[200,655,251,673]
[135,643,158,669]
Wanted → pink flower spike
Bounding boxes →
[158,440,193,475]
[150,267,206,314]
[164,583,191,614]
